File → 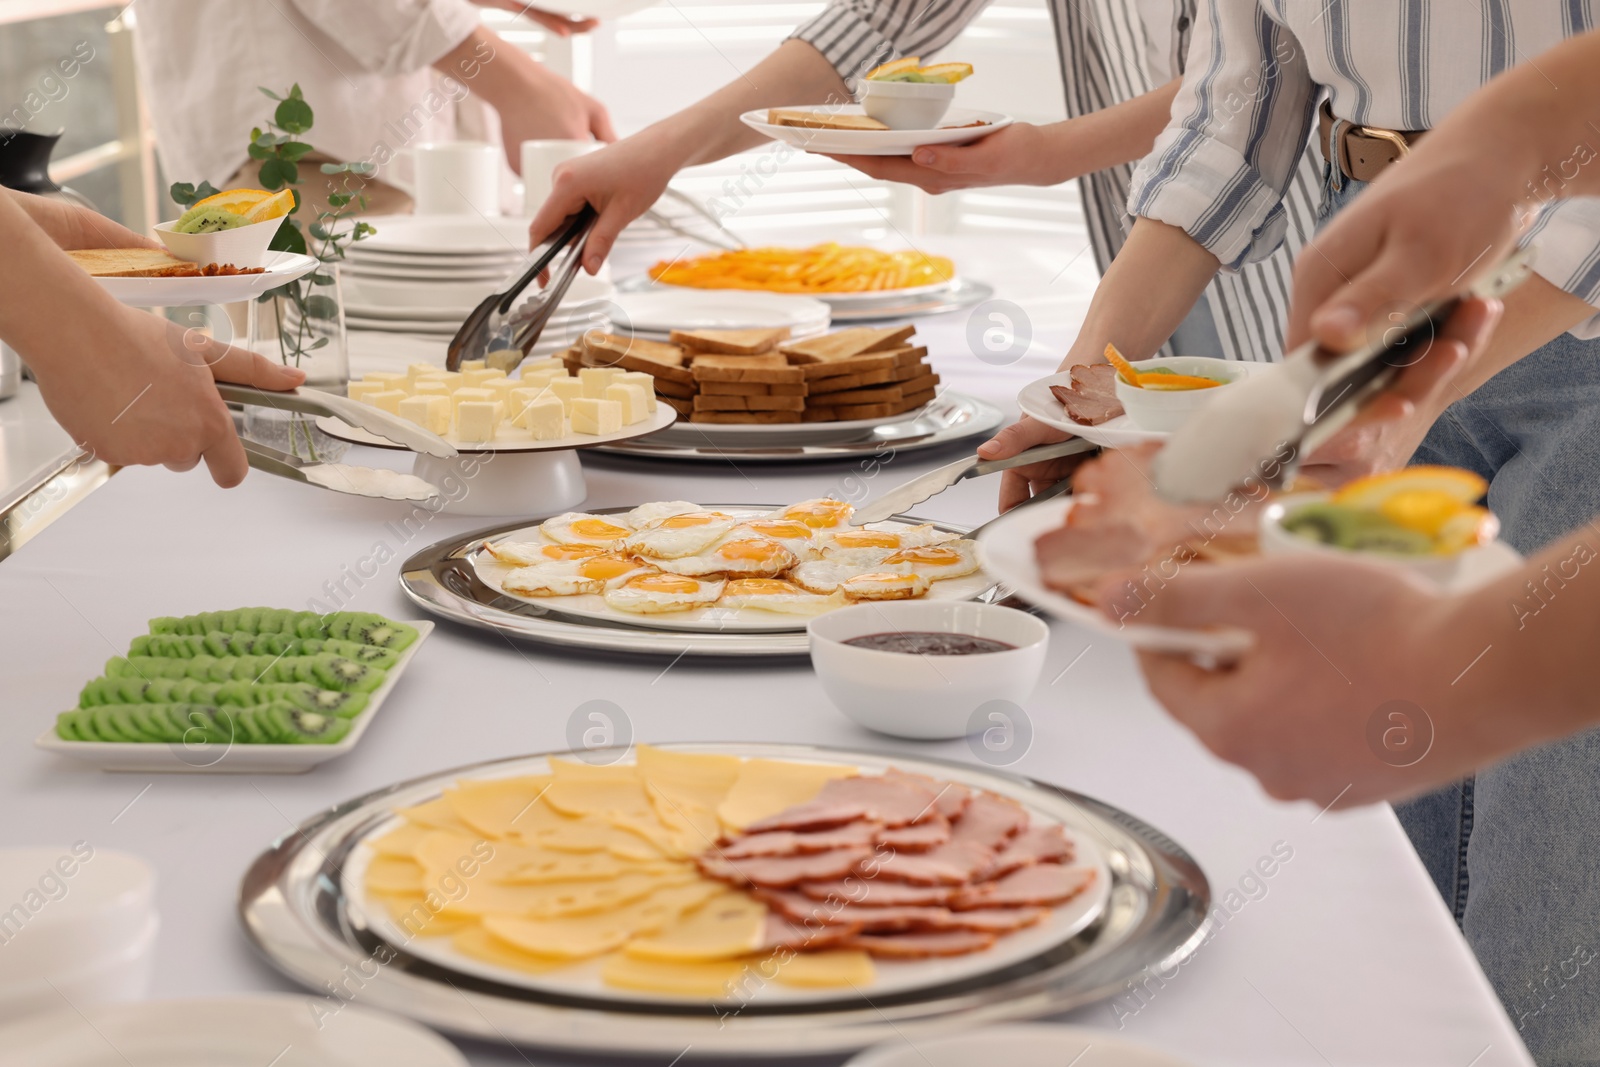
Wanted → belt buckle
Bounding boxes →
[1345,123,1411,177]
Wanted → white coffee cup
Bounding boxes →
[412,141,500,216]
[522,139,601,217]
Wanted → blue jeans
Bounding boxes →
[1322,163,1600,1064]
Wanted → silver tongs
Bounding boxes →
[1153,250,1535,503]
[218,384,457,458]
[240,439,442,503]
[447,205,597,374]
[853,439,1099,525]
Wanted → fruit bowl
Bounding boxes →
[860,80,956,130]
[1113,356,1243,432]
[154,214,283,269]
[1260,492,1487,585]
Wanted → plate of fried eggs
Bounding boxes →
[468,499,998,633]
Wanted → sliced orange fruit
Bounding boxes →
[1136,373,1221,390]
[918,62,975,83]
[866,56,921,80]
[194,188,273,215]
[1331,465,1489,511]
[242,187,296,223]
[1377,489,1470,536]
[1103,343,1141,387]
[1435,506,1499,553]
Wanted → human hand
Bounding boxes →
[826,124,1048,194]
[975,416,1085,513]
[29,306,304,487]
[528,133,680,271]
[4,189,157,252]
[496,65,615,172]
[468,2,600,35]
[1094,552,1482,808]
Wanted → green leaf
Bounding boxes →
[309,336,330,351]
[258,87,281,101]
[259,157,299,190]
[169,181,199,206]
[302,294,339,321]
[318,162,345,175]
[279,141,314,161]
[246,142,274,161]
[346,161,377,176]
[268,217,307,255]
[353,221,376,239]
[288,83,304,101]
[309,271,335,285]
[308,222,334,241]
[275,97,313,135]
[327,192,351,208]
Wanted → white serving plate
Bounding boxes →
[848,1025,1195,1067]
[96,251,318,307]
[609,289,831,333]
[471,508,995,633]
[742,106,1013,157]
[354,214,532,256]
[34,622,434,774]
[0,994,468,1067]
[319,403,675,454]
[1016,362,1274,449]
[346,273,615,318]
[343,752,1111,1009]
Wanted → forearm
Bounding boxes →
[3,188,152,251]
[444,26,553,110]
[0,194,128,373]
[1047,79,1181,184]
[1061,217,1219,368]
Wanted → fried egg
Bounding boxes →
[821,524,961,564]
[728,519,822,561]
[625,500,702,527]
[777,498,855,530]
[622,511,738,559]
[655,537,798,578]
[790,559,889,595]
[542,513,634,547]
[717,579,840,614]
[879,541,981,581]
[603,573,725,613]
[503,555,655,597]
[840,571,930,601]
[484,539,604,566]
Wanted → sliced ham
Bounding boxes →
[849,930,998,959]
[943,907,1048,933]
[756,913,861,952]
[720,823,879,859]
[1049,364,1124,427]
[704,846,872,889]
[884,769,971,820]
[745,775,939,832]
[797,880,953,908]
[868,841,994,886]
[949,793,1028,851]
[950,864,1097,910]
[989,825,1075,877]
[754,890,954,932]
[875,814,950,852]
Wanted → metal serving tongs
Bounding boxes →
[447,205,597,375]
[853,439,1100,525]
[645,187,746,252]
[239,439,443,504]
[217,383,456,458]
[1153,249,1536,504]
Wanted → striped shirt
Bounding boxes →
[1128,0,1600,324]
[791,0,1324,361]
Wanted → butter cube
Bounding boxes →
[484,378,521,406]
[366,389,408,415]
[347,380,386,403]
[456,400,501,443]
[362,371,409,392]
[579,367,624,399]
[460,359,487,372]
[398,395,451,435]
[450,387,494,419]
[605,383,650,425]
[405,362,441,385]
[615,373,658,414]
[518,395,566,441]
[520,357,565,377]
[462,367,507,389]
[547,377,584,414]
[519,369,557,392]
[412,379,450,399]
[417,370,463,391]
[571,397,623,436]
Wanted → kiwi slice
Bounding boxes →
[307,655,384,693]
[266,705,352,745]
[173,204,248,234]
[1343,523,1433,556]
[55,712,83,741]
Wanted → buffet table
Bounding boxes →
[0,235,1531,1066]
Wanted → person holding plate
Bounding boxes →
[0,188,303,486]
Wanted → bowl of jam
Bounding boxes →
[807,602,1049,739]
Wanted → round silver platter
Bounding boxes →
[615,275,997,324]
[589,392,1004,464]
[399,504,1007,658]
[239,743,1211,1059]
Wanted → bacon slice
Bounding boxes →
[745,775,938,832]
[868,841,994,886]
[950,864,1097,910]
[875,814,950,852]
[988,825,1074,877]
[720,823,879,858]
[702,847,872,888]
[848,930,997,958]
[949,793,1028,850]
[797,880,953,907]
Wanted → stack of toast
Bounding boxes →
[562,325,939,425]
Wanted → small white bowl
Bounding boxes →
[860,80,956,131]
[1113,355,1242,433]
[0,913,156,1021]
[808,601,1049,739]
[1260,491,1499,586]
[0,848,155,984]
[154,213,283,269]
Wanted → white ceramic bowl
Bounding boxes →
[848,1024,1195,1067]
[0,848,155,983]
[1260,491,1502,586]
[1113,355,1243,433]
[808,601,1049,739]
[0,913,156,1021]
[154,214,283,269]
[859,80,956,131]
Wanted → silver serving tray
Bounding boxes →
[398,505,1006,658]
[590,392,1004,463]
[238,743,1211,1059]
[615,276,997,323]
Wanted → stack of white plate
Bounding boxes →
[0,848,157,1020]
[342,215,617,349]
[610,289,831,341]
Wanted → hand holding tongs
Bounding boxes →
[853,439,1100,525]
[448,205,597,375]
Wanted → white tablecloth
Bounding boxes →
[0,236,1531,1066]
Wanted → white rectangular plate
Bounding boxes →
[34,621,434,774]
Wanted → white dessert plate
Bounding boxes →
[0,994,468,1067]
[354,215,532,256]
[96,251,317,307]
[1017,362,1274,449]
[34,622,433,774]
[319,403,676,454]
[742,106,1013,157]
[610,289,831,333]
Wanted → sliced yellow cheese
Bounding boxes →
[645,782,723,854]
[440,776,560,839]
[452,925,572,973]
[395,797,480,836]
[497,850,689,885]
[549,757,640,782]
[378,894,476,938]
[535,816,669,862]
[368,822,431,858]
[601,954,749,997]
[502,870,703,919]
[483,881,719,959]
[605,810,698,860]
[717,760,857,829]
[625,890,767,961]
[767,949,875,988]
[637,744,742,803]
[364,855,425,895]
[544,778,657,823]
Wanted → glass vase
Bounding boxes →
[243,262,351,462]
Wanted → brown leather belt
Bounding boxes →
[1318,100,1426,183]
